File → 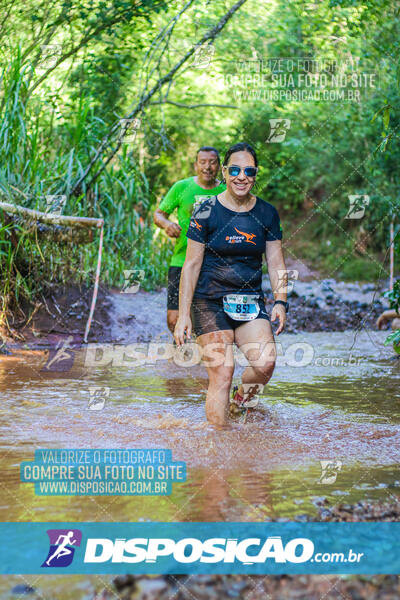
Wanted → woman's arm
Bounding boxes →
[266,239,287,335]
[174,239,205,346]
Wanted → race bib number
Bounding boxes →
[223,294,260,321]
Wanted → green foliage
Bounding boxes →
[0,1,173,331]
[383,329,400,353]
[384,280,400,313]
[1,0,400,337]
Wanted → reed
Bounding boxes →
[0,54,169,338]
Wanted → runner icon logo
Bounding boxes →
[318,460,342,484]
[193,195,213,212]
[41,336,75,373]
[45,195,66,216]
[192,44,215,69]
[276,269,299,294]
[41,529,82,568]
[266,118,291,143]
[345,195,370,219]
[122,270,145,294]
[192,196,216,219]
[39,44,62,69]
[88,386,110,411]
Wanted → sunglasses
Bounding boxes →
[224,165,258,178]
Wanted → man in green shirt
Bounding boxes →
[154,146,226,332]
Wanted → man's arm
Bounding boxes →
[153,208,182,238]
[154,181,182,238]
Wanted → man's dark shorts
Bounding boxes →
[167,266,182,310]
[191,296,270,337]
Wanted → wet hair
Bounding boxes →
[196,146,220,163]
[223,142,258,167]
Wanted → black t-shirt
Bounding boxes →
[186,195,282,299]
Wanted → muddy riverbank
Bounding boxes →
[2,277,392,351]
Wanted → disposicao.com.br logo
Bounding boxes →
[39,531,365,570]
[82,536,362,565]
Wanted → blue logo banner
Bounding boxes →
[2,522,399,574]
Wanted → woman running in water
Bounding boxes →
[174,142,288,426]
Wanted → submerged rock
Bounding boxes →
[135,578,168,598]
[315,496,400,522]
[10,585,36,595]
[113,574,136,591]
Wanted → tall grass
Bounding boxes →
[0,53,169,337]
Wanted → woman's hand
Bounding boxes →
[271,304,286,335]
[174,315,192,346]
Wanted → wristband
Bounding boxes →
[274,300,289,313]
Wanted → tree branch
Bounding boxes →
[0,201,103,229]
[27,1,166,97]
[71,0,248,195]
[149,100,239,109]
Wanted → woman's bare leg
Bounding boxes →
[234,319,276,398]
[197,329,234,426]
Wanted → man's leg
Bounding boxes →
[167,310,179,333]
[167,266,182,333]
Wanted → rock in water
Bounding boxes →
[135,578,168,599]
[11,584,36,595]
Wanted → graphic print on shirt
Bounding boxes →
[225,227,257,245]
[191,219,202,230]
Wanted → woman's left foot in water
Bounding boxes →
[229,385,259,419]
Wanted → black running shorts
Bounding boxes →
[191,296,270,337]
[167,266,182,310]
